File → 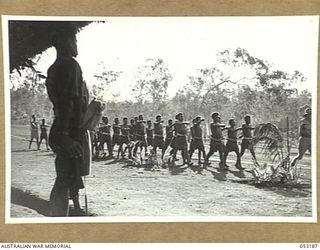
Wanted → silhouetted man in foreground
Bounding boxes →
[46,30,90,216]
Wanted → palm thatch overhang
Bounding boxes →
[9,20,91,72]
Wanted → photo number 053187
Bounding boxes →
[3,16,318,223]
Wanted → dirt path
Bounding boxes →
[10,124,313,218]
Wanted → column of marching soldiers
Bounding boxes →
[92,111,258,170]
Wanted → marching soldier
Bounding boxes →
[291,107,312,167]
[112,117,121,152]
[224,118,244,170]
[129,118,136,142]
[172,112,190,166]
[146,120,154,148]
[38,118,50,150]
[189,116,206,165]
[153,115,164,155]
[204,112,226,168]
[29,114,39,150]
[162,119,174,160]
[118,117,132,159]
[240,115,257,162]
[98,116,113,158]
[133,114,148,157]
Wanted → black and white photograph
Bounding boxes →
[3,16,318,223]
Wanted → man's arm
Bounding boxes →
[211,123,225,128]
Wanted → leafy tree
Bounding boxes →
[10,67,52,124]
[132,58,172,116]
[92,62,122,102]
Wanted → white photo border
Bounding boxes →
[2,15,318,224]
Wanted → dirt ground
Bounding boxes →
[10,124,313,219]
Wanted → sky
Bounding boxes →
[33,16,319,101]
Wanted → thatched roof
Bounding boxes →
[9,21,91,72]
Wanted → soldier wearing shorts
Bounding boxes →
[162,119,174,160]
[118,117,132,158]
[98,116,113,158]
[204,112,226,168]
[189,116,206,165]
[172,112,190,165]
[133,114,148,157]
[291,108,311,167]
[224,118,243,170]
[38,118,49,150]
[112,118,121,151]
[90,129,99,157]
[153,115,164,155]
[129,118,136,142]
[29,115,39,150]
[240,115,257,162]
[146,120,154,147]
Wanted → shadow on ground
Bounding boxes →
[11,187,50,216]
[231,179,312,198]
[206,167,228,181]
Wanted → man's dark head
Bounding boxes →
[102,116,108,124]
[42,118,45,124]
[123,117,128,124]
[32,115,36,121]
[130,119,135,125]
[212,112,220,122]
[52,31,78,57]
[244,115,251,124]
[196,116,204,123]
[177,112,183,121]
[229,118,235,127]
[139,114,144,120]
[115,117,119,124]
[168,119,173,125]
[156,114,162,122]
[303,108,311,122]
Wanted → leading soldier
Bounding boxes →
[291,107,312,167]
[239,115,257,162]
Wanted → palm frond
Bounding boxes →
[252,123,284,163]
